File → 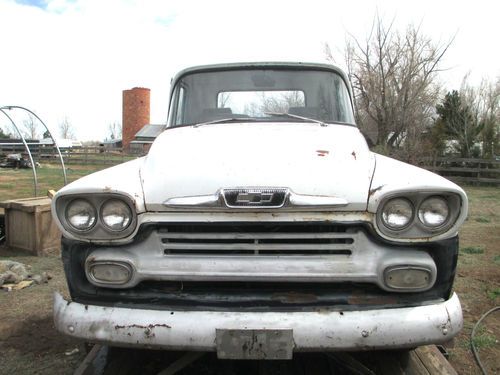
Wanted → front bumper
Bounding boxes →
[53,292,462,352]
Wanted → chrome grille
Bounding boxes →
[159,224,355,256]
[86,223,437,288]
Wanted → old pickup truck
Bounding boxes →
[52,62,467,360]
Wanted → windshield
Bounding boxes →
[168,68,355,127]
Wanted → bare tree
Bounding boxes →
[22,114,40,140]
[0,125,9,138]
[217,92,231,108]
[479,77,500,158]
[453,75,500,157]
[329,16,452,156]
[59,117,75,139]
[108,122,122,140]
[242,92,305,117]
[260,91,305,113]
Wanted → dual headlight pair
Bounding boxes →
[378,194,460,238]
[56,194,136,239]
[66,198,132,232]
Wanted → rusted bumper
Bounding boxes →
[53,292,462,352]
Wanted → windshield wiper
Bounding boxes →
[193,117,260,128]
[263,112,327,127]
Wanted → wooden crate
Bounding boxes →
[0,197,61,256]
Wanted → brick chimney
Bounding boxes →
[122,87,150,151]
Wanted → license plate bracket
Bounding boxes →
[215,329,293,360]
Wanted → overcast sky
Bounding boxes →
[0,0,498,141]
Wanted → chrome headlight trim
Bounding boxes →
[376,192,462,240]
[417,196,450,229]
[64,198,97,232]
[100,198,133,232]
[380,198,414,230]
[55,193,137,240]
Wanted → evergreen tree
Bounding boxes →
[436,91,484,157]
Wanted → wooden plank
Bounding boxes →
[414,345,457,375]
[404,350,431,375]
[420,157,500,165]
[477,177,500,183]
[341,348,457,375]
[73,344,104,375]
[325,352,376,375]
[156,352,205,375]
[426,166,500,173]
[445,176,500,184]
[374,351,407,375]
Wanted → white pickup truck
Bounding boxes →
[52,62,467,360]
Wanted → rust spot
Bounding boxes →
[348,295,397,305]
[316,150,329,157]
[369,185,385,197]
[272,292,318,304]
[144,327,155,338]
[351,151,357,160]
[114,323,171,330]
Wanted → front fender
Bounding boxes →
[367,154,468,242]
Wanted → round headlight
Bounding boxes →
[381,198,413,230]
[418,196,449,228]
[101,199,132,231]
[66,199,97,231]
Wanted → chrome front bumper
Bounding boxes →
[53,292,462,352]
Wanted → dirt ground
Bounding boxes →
[0,186,498,374]
[0,249,86,374]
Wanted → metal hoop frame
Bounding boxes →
[0,106,67,196]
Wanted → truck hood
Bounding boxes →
[141,123,375,211]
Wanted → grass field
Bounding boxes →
[0,163,498,374]
[0,163,105,201]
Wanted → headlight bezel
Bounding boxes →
[376,192,461,239]
[56,193,137,240]
[100,198,133,232]
[64,198,98,232]
[417,195,450,229]
[380,197,414,231]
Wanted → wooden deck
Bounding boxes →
[74,345,458,375]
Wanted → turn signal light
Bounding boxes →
[384,266,433,291]
[88,262,132,285]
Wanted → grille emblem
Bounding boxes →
[236,192,274,204]
[222,188,288,208]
